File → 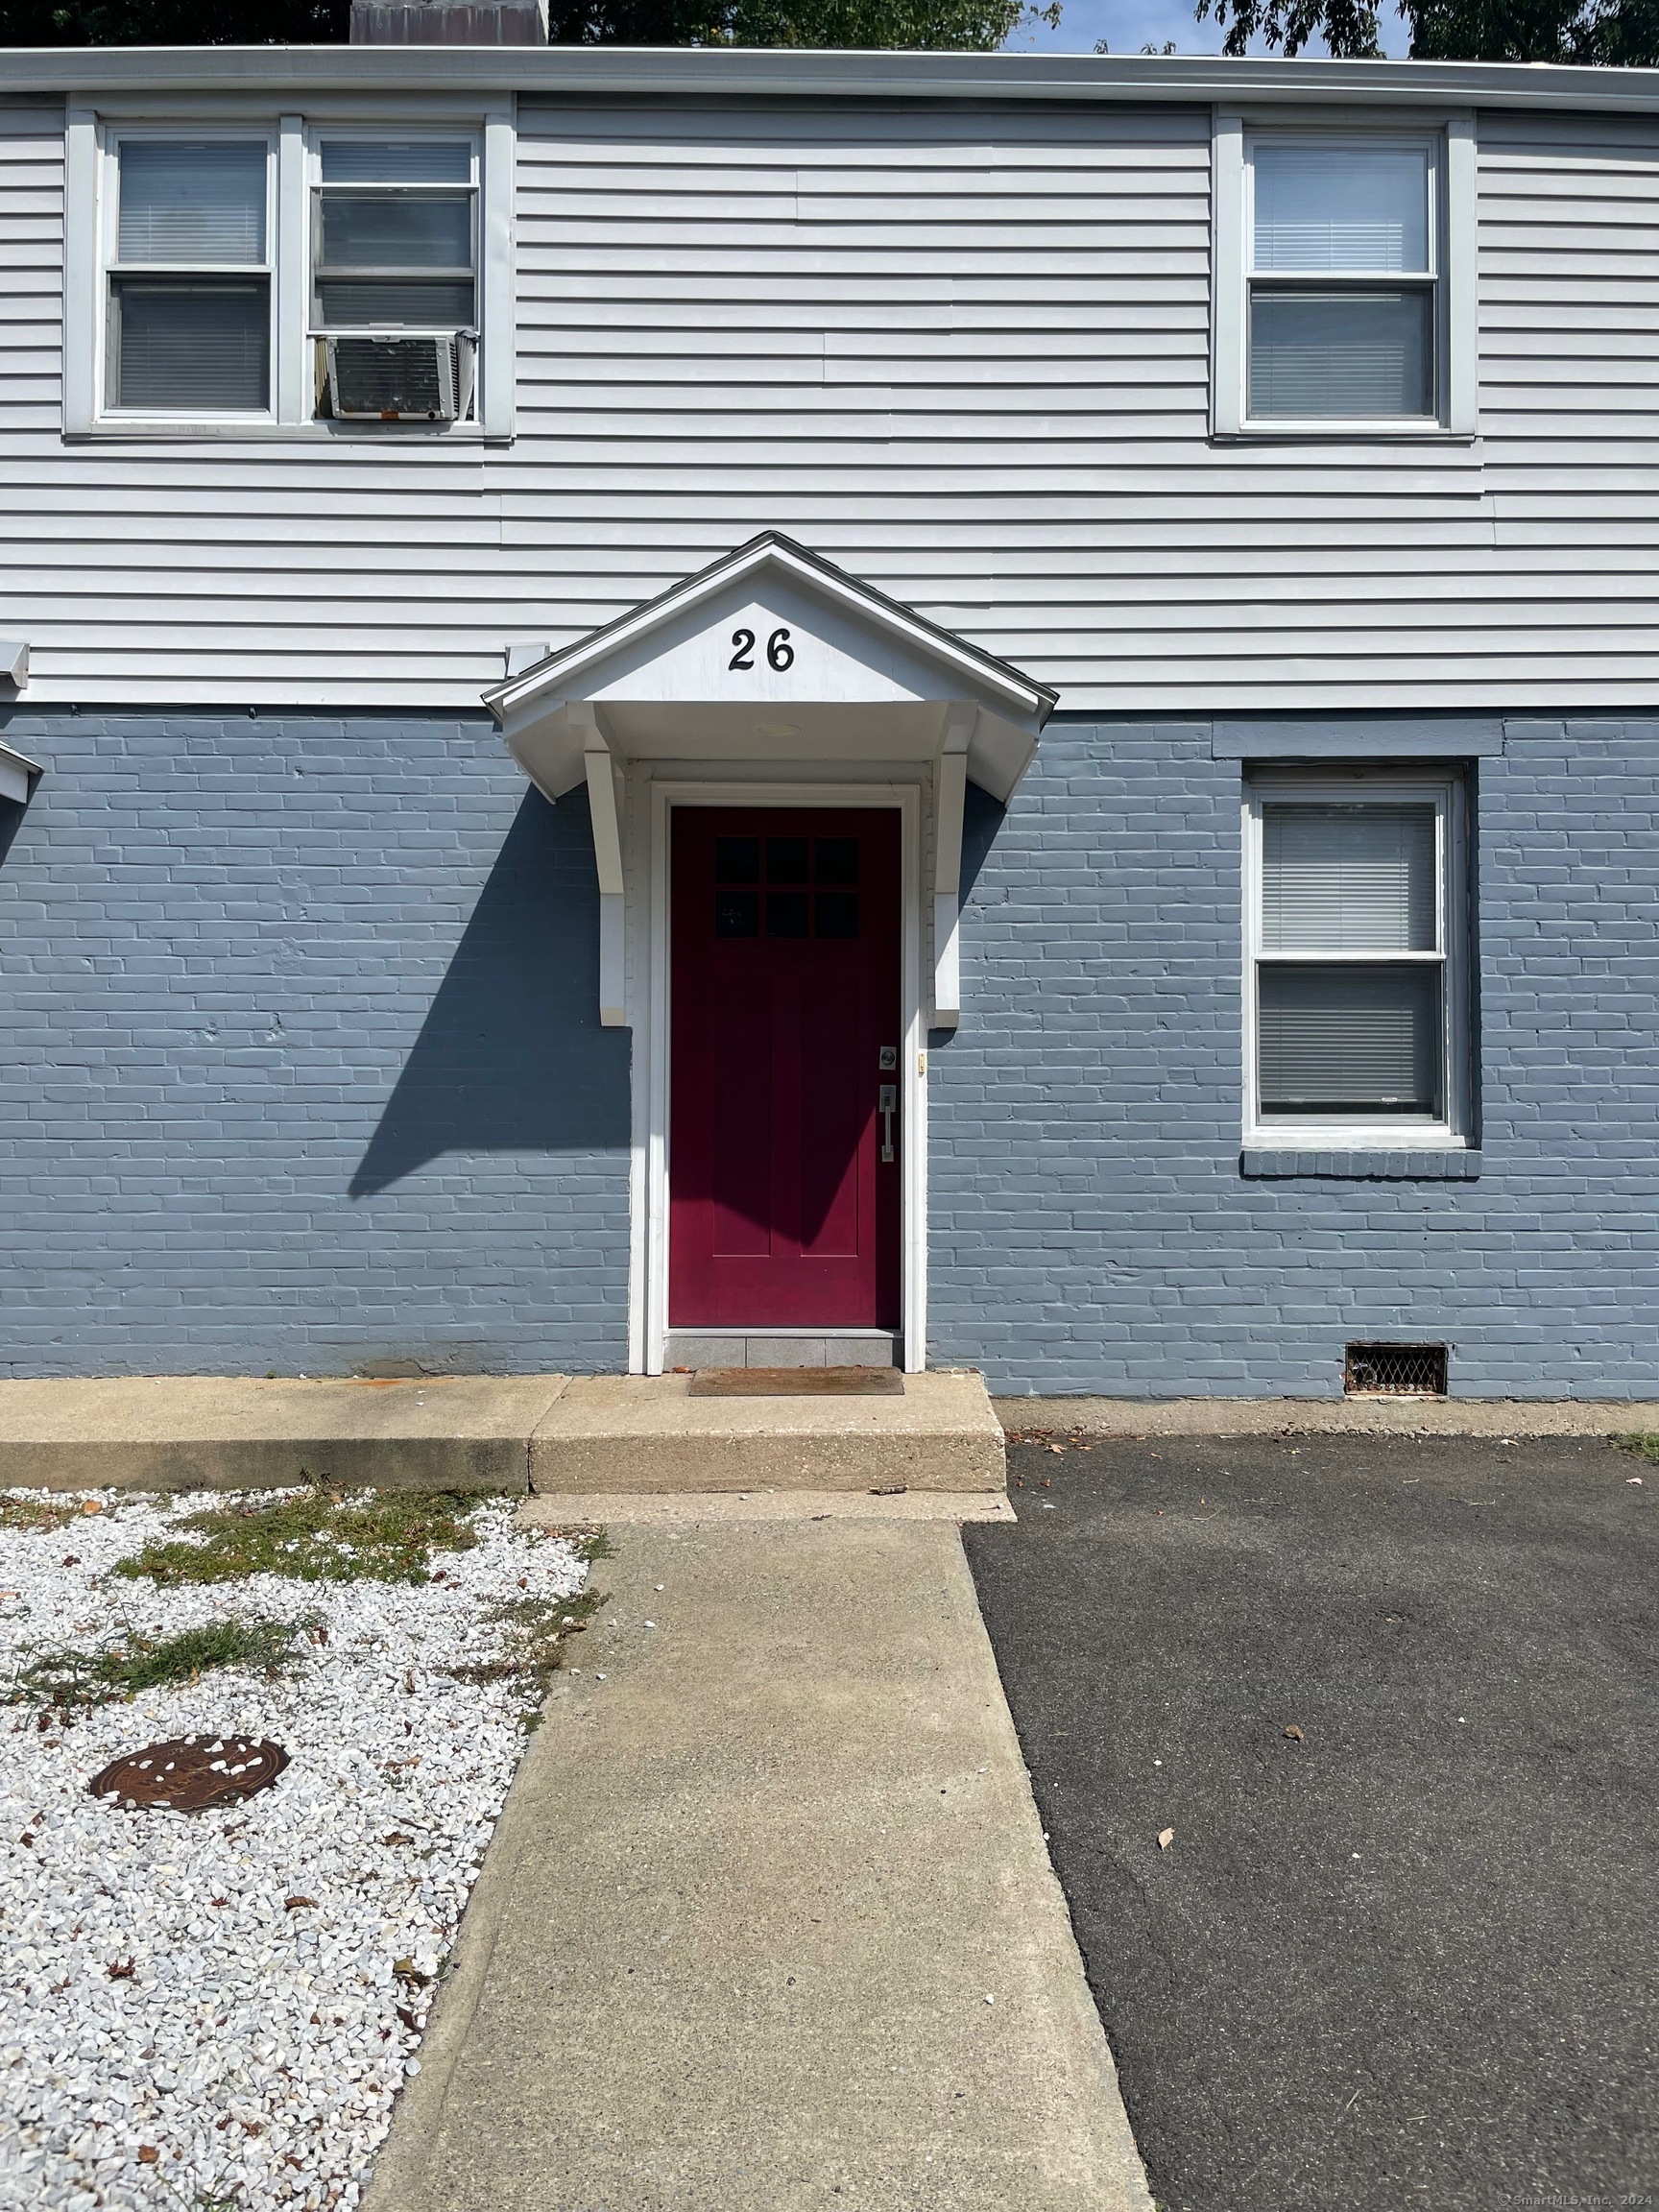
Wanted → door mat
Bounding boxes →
[687,1367,905,1398]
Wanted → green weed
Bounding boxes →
[1617,1433,1659,1463]
[113,1486,484,1588]
[0,1492,93,1533]
[535,1523,612,1567]
[450,1586,606,1705]
[5,1614,319,1711]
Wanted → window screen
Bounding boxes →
[1253,793,1453,1127]
[109,140,271,413]
[1247,139,1437,423]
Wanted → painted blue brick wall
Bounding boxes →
[5,707,1658,1396]
[930,717,1659,1399]
[0,709,630,1378]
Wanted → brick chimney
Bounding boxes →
[349,0,547,41]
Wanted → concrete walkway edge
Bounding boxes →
[995,1394,1659,1437]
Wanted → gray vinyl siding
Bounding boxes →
[7,95,1659,709]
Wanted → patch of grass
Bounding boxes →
[450,1587,606,1706]
[1617,1433,1659,1463]
[112,1485,484,1588]
[5,1614,319,1711]
[0,1492,93,1533]
[534,1523,612,1567]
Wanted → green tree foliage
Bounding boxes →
[1195,0,1659,63]
[2,0,1054,44]
[547,0,1053,37]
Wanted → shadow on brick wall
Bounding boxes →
[349,787,630,1196]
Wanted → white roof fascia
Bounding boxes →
[14,47,1659,118]
[483,532,1056,731]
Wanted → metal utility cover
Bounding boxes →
[89,1734,290,1813]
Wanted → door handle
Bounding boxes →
[878,1083,897,1164]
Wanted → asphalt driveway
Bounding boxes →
[964,1432,1659,2212]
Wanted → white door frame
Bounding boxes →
[628,776,926,1377]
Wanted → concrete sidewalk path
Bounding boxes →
[364,1514,1151,2212]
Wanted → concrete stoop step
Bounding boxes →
[0,1370,1006,1495]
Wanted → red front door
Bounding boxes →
[669,807,902,1330]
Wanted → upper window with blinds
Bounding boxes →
[311,138,476,335]
[1244,777,1467,1145]
[1238,132,1447,432]
[106,136,274,416]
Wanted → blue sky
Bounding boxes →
[1002,0,1411,57]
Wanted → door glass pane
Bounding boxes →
[713,890,758,939]
[316,279,476,329]
[815,837,858,884]
[1250,289,1433,420]
[319,195,472,271]
[815,893,859,939]
[714,836,760,884]
[119,140,266,264]
[766,837,809,883]
[110,277,270,410]
[320,140,471,184]
[766,892,809,938]
[1259,963,1442,1115]
[1254,143,1431,273]
[1262,804,1436,951]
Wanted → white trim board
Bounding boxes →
[630,776,926,1380]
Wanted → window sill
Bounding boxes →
[1212,426,1478,446]
[1241,1146,1481,1180]
[64,421,506,444]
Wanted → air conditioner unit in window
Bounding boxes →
[325,334,471,422]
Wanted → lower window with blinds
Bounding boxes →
[1244,772,1467,1146]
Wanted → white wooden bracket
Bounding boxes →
[570,703,627,1028]
[931,707,975,1029]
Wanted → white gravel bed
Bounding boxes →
[0,1489,590,2212]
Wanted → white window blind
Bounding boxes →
[109,280,270,412]
[1250,293,1433,421]
[1254,144,1431,274]
[108,139,271,415]
[117,140,266,265]
[1259,965,1442,1112]
[1262,805,1436,951]
[1247,137,1438,425]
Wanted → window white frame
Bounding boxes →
[1241,770,1468,1149]
[1212,110,1477,441]
[95,123,278,425]
[64,97,517,441]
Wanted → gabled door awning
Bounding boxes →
[481,533,1058,1029]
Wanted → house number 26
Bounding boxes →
[730,627,794,672]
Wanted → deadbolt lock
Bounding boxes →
[878,1046,897,1070]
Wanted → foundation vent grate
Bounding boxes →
[1344,1342,1448,1397]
